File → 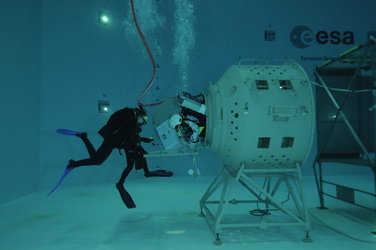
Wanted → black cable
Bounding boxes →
[249,178,291,217]
[250,178,271,216]
[281,192,290,205]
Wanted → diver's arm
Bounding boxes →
[140,137,154,143]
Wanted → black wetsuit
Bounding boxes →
[70,107,149,172]
[69,107,171,208]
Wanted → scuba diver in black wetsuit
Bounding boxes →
[66,105,173,208]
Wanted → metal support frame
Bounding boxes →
[199,163,311,245]
[144,147,202,158]
[312,37,376,212]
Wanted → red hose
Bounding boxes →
[130,0,162,107]
[141,100,164,107]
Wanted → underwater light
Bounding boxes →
[98,100,110,113]
[98,12,109,25]
[101,16,109,23]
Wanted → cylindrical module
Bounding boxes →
[203,60,315,171]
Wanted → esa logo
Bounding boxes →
[290,25,354,48]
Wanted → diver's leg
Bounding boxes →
[116,153,136,208]
[142,157,173,177]
[134,146,173,177]
[68,139,114,168]
[118,154,135,185]
[76,133,96,158]
[140,156,150,176]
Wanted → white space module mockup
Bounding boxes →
[148,59,315,245]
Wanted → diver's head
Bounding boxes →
[169,113,182,128]
[135,104,148,125]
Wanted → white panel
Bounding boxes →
[156,120,183,150]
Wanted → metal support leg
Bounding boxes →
[200,165,311,244]
[373,167,376,201]
[318,162,327,209]
[200,167,226,213]
[265,177,272,211]
[213,233,223,246]
[296,165,312,241]
[303,231,313,243]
